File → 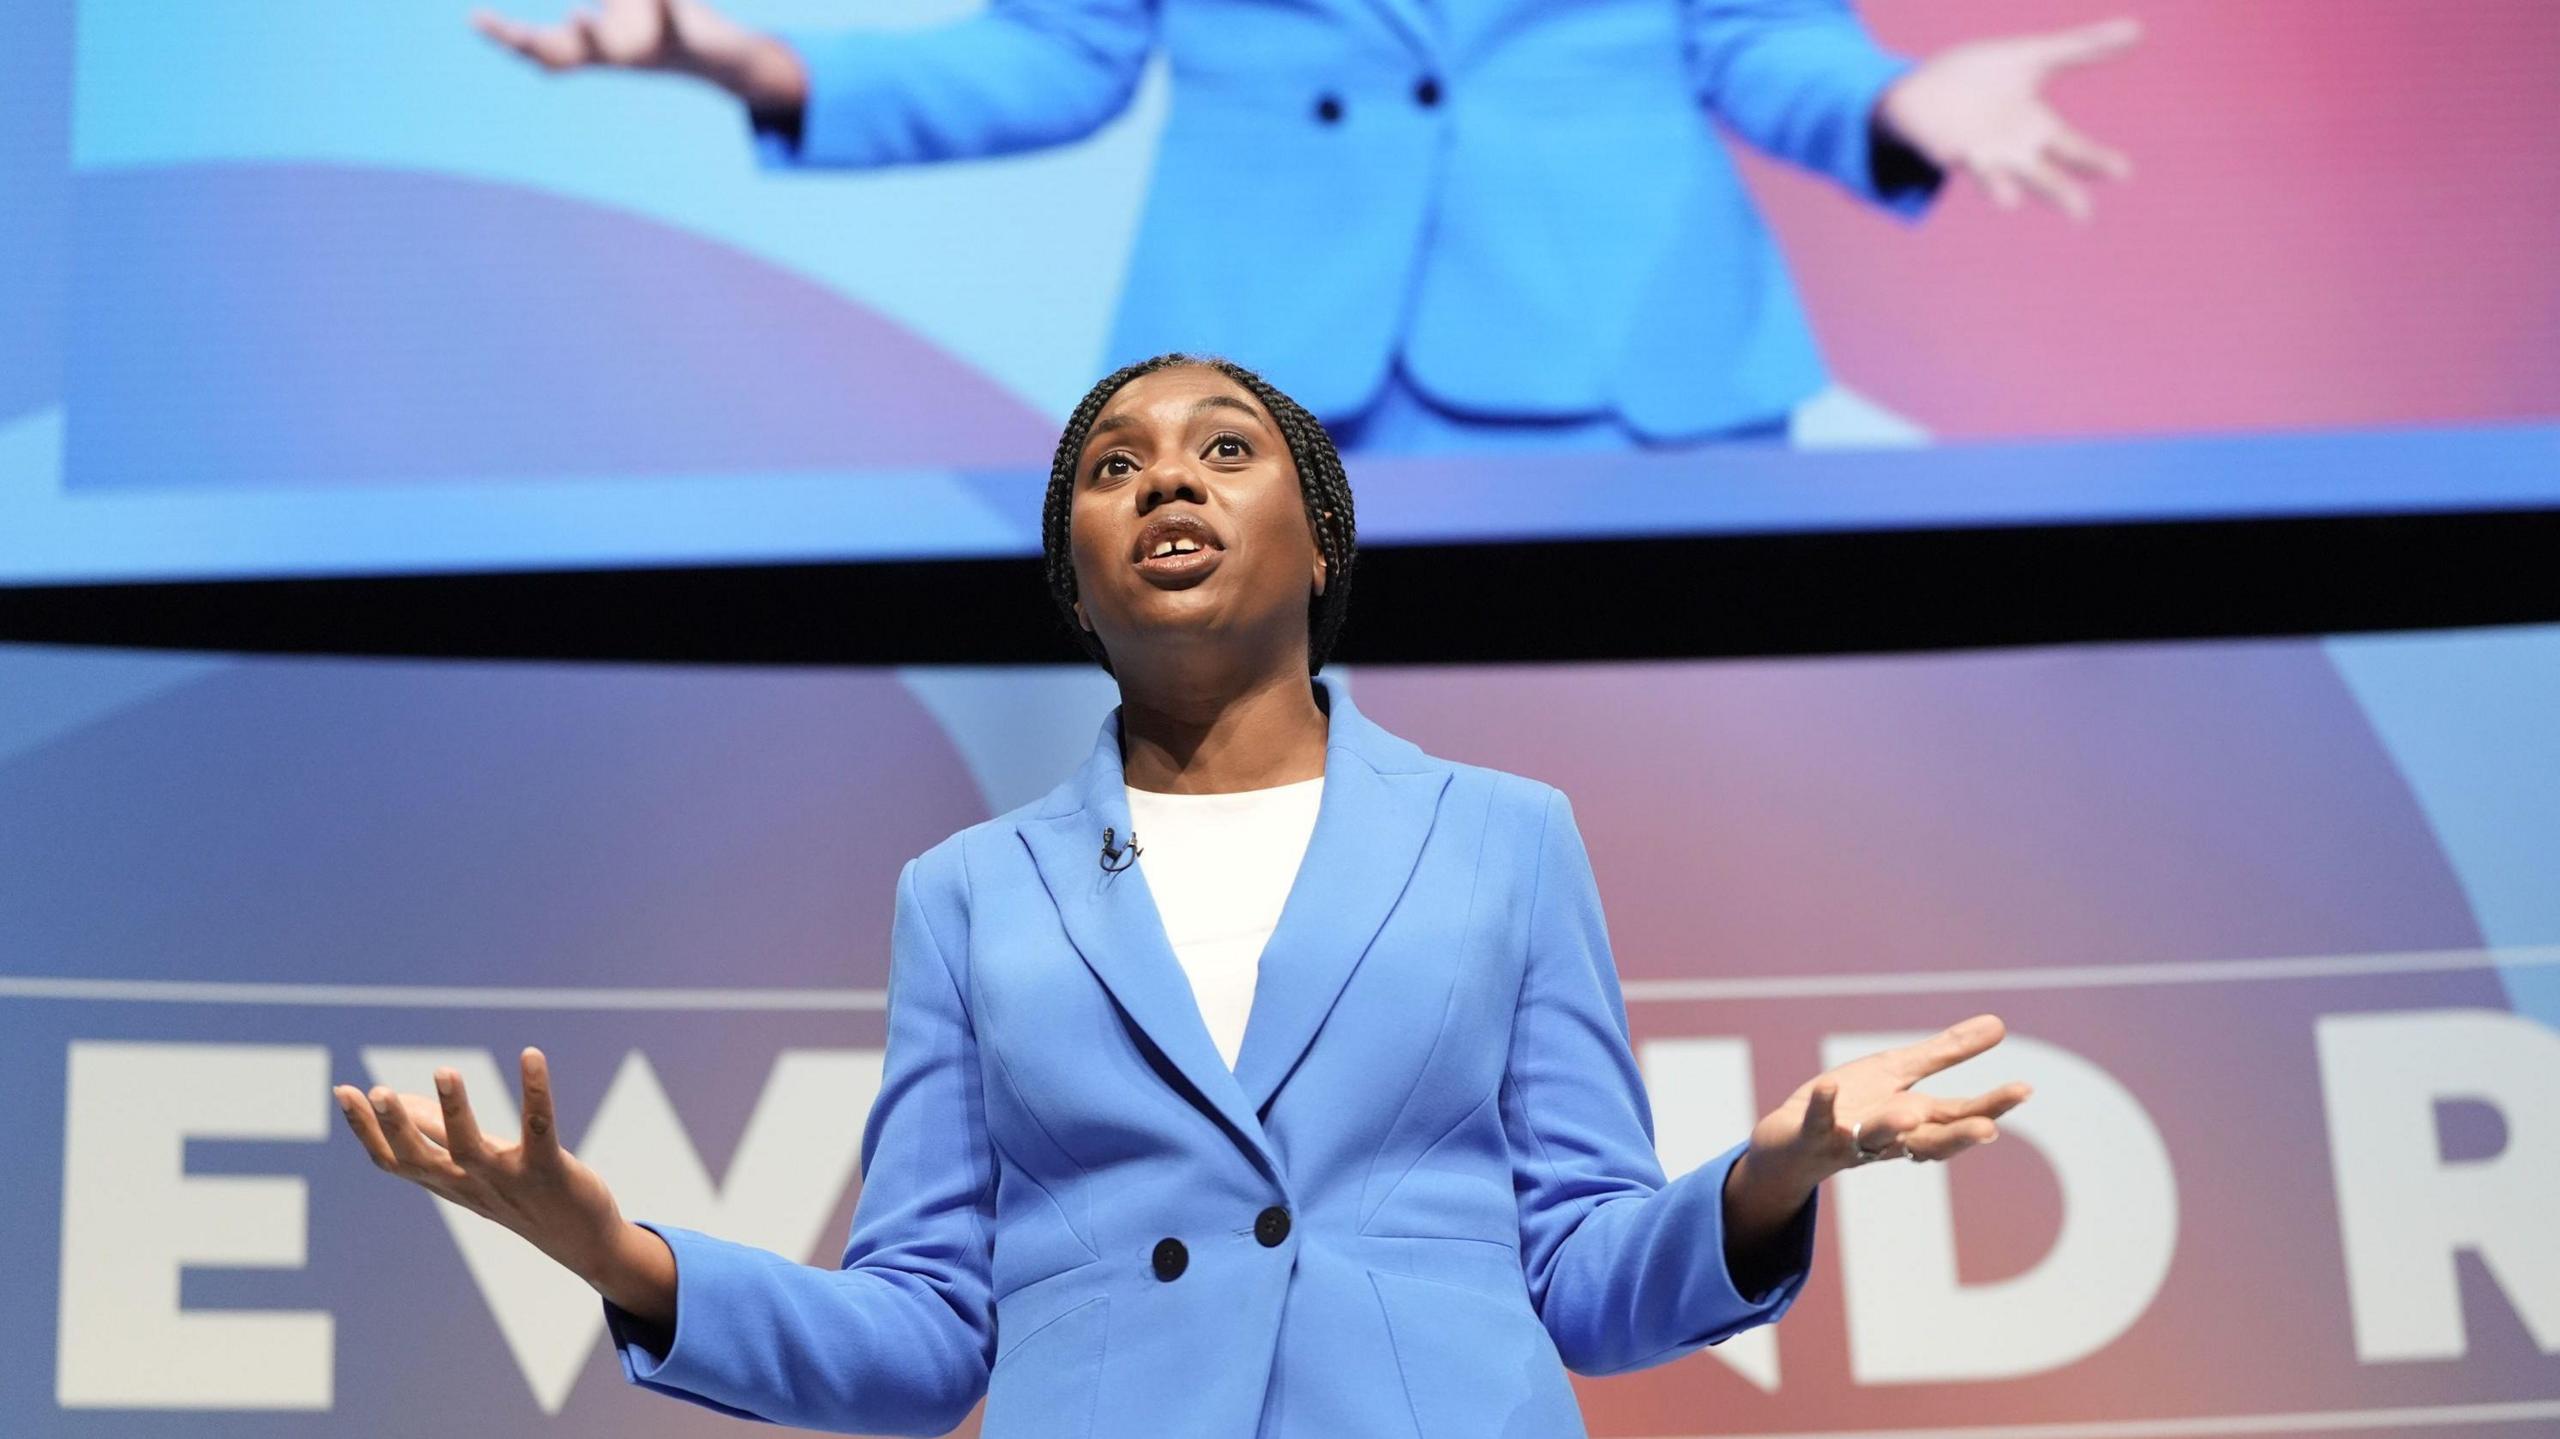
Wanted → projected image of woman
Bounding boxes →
[463,0,2137,455]
[334,354,2032,1436]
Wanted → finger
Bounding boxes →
[376,1091,450,1154]
[397,1091,451,1148]
[567,11,606,66]
[344,1086,466,1190]
[1906,1116,2000,1162]
[2046,127,2133,182]
[2008,153,2091,220]
[1930,1080,2033,1125]
[1963,160,2022,212]
[469,11,588,71]
[341,1094,482,1211]
[335,1085,403,1173]
[1801,1079,1840,1143]
[646,0,686,57]
[1854,1133,1909,1165]
[1899,1014,2008,1081]
[371,1085,469,1184]
[436,1067,491,1164]
[468,8,529,47]
[591,0,655,57]
[521,1047,565,1162]
[2030,16,2142,72]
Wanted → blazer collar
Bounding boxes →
[1014,672,1451,1179]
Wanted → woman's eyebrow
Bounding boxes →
[1087,393,1270,443]
[1189,394,1270,430]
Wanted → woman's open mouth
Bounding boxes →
[1129,510,1226,589]
[1135,542,1224,588]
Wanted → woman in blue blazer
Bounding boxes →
[336,353,2031,1436]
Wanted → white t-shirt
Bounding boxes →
[1124,775,1325,1071]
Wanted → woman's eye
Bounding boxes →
[1096,454,1133,478]
[1209,436,1247,459]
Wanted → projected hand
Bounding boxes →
[332,1047,671,1318]
[470,0,808,113]
[1877,17,2140,221]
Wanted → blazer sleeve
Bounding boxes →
[747,0,1158,171]
[1502,784,1818,1377]
[600,856,997,1436]
[1682,0,1943,215]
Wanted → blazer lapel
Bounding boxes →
[1230,692,1449,1116]
[1018,721,1280,1176]
[1359,0,1436,74]
[1012,674,1451,1173]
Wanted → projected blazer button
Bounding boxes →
[1152,1237,1188,1280]
[1314,93,1345,124]
[1255,1206,1291,1246]
[1413,77,1442,108]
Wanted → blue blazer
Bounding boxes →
[754,0,1935,438]
[605,673,1815,1436]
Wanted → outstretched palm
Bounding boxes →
[1879,17,2142,220]
[1751,1014,2031,1180]
[474,0,691,72]
[334,1047,630,1282]
[470,0,808,113]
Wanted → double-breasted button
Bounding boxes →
[1314,93,1345,124]
[1413,76,1442,108]
[1255,1205,1292,1247]
[1152,1236,1188,1281]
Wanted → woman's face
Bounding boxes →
[1067,366,1328,674]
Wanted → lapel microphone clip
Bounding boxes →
[1099,826,1142,873]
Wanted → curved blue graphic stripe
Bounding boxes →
[2328,623,2560,1029]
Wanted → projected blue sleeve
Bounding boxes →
[744,0,1159,171]
[1686,0,1944,216]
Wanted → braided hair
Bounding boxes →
[1041,353,1358,675]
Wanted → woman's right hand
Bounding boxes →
[333,1047,672,1321]
[469,0,809,113]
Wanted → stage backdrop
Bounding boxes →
[5,0,2559,582]
[4,627,2556,1437]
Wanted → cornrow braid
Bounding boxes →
[1041,353,1358,675]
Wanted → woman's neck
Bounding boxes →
[1115,667,1329,795]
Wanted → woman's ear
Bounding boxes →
[1075,600,1093,632]
[1312,550,1328,597]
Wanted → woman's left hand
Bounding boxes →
[1875,17,2140,221]
[1751,1013,2032,1188]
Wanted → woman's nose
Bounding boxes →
[1140,462,1207,509]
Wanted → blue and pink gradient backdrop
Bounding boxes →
[4,631,2556,1434]
[4,1,2559,580]
[7,0,2559,1431]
